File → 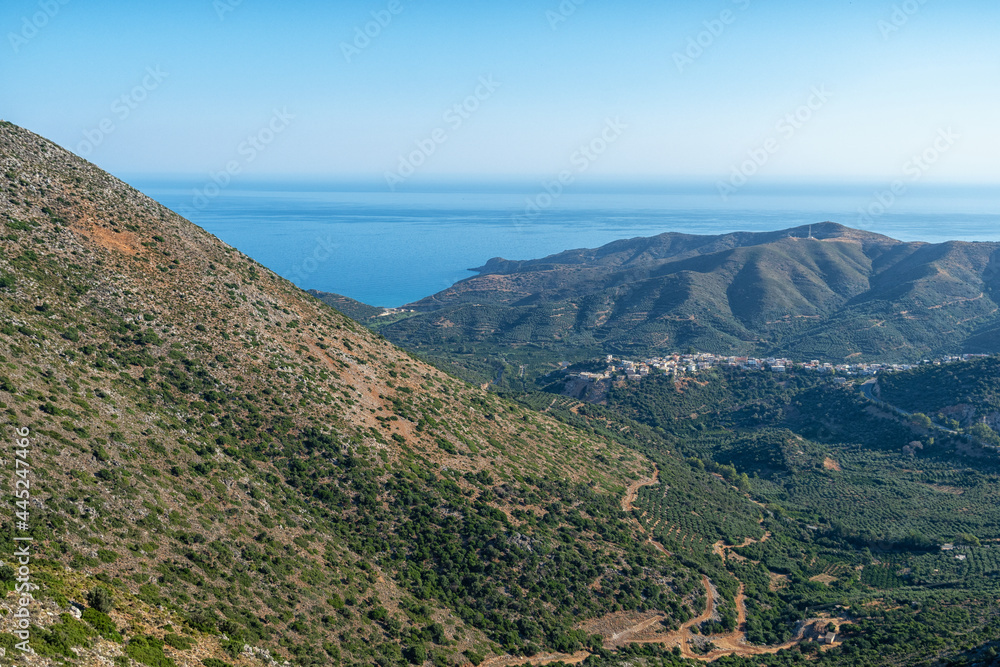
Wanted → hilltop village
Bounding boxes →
[564,352,991,385]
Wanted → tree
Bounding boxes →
[956,532,981,547]
[736,473,751,492]
[969,423,1000,446]
[87,586,115,613]
[405,643,427,665]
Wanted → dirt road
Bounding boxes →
[464,471,848,666]
[621,466,659,512]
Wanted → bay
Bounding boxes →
[133,180,1000,307]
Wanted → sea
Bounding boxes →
[131,179,999,308]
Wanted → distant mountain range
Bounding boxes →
[332,222,1000,369]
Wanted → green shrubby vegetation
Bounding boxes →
[351,225,1000,384]
[5,122,1000,666]
[531,363,1000,665]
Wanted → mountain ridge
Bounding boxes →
[361,221,1000,375]
[464,222,903,278]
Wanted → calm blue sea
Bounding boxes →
[131,180,1000,308]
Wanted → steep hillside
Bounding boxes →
[878,356,1000,433]
[370,223,1000,378]
[0,122,727,666]
[307,290,385,322]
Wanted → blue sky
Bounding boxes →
[1,0,997,187]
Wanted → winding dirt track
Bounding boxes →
[468,471,848,666]
[622,466,659,512]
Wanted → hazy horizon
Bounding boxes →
[3,0,998,189]
[136,180,1000,307]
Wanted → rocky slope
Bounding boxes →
[0,122,709,666]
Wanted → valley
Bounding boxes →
[10,0,997,663]
[3,120,1000,666]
